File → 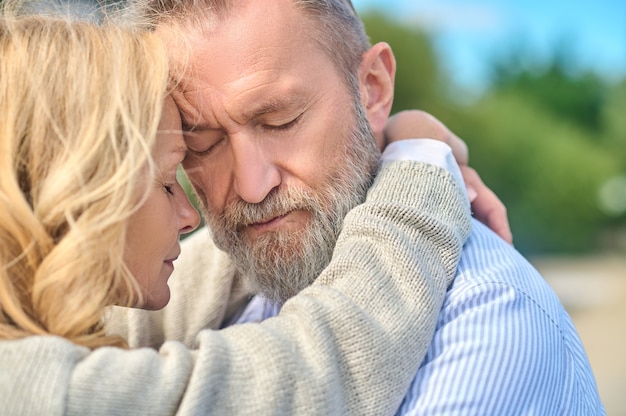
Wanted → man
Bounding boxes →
[124,0,603,413]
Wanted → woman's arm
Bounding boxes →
[86,154,470,416]
[384,110,512,244]
[1,148,470,415]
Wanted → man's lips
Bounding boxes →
[249,212,290,231]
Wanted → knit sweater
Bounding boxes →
[0,161,471,415]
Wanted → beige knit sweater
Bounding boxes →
[0,161,470,415]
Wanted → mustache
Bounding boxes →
[218,186,320,230]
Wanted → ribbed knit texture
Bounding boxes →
[0,161,471,415]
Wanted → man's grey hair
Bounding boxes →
[133,0,371,95]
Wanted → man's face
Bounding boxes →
[167,0,379,303]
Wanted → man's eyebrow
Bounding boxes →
[178,111,221,132]
[169,88,211,131]
[180,119,215,132]
[243,96,305,121]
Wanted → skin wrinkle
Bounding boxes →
[163,0,386,303]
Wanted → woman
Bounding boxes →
[0,12,470,415]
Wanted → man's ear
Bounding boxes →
[358,42,396,150]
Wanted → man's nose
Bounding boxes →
[230,135,281,204]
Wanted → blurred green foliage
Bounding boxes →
[362,11,626,255]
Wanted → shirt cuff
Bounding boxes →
[381,139,464,188]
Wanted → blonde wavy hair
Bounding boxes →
[0,12,170,348]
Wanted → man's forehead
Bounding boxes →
[171,81,309,130]
[159,0,316,72]
[158,0,338,129]
[169,87,205,129]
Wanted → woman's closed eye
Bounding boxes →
[164,184,175,196]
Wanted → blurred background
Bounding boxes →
[353,0,625,413]
[355,0,626,256]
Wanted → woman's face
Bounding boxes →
[124,97,200,310]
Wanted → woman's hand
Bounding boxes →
[384,110,513,244]
[460,165,512,244]
[384,110,468,165]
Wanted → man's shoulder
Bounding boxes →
[452,220,555,296]
[399,220,604,415]
[436,220,599,390]
[445,220,565,325]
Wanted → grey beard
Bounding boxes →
[225,195,342,305]
[205,105,379,305]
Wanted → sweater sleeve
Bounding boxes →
[63,160,471,415]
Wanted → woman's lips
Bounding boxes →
[164,252,180,268]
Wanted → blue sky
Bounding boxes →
[354,0,626,92]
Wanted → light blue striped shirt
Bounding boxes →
[231,219,605,415]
